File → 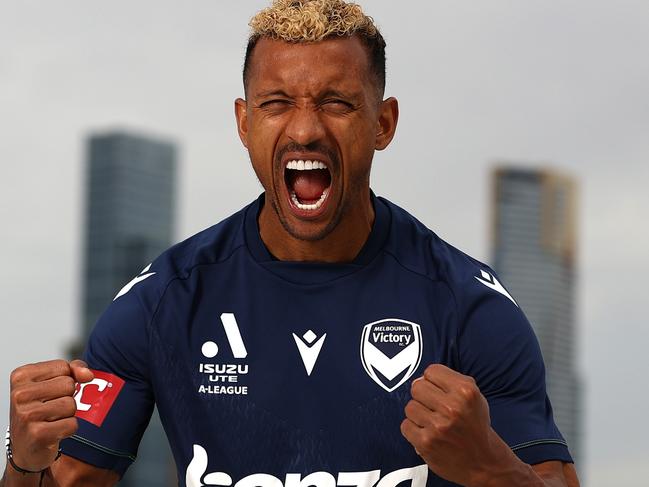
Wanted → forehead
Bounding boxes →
[247,36,372,96]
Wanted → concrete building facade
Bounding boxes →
[491,166,582,467]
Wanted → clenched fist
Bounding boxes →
[8,360,94,472]
[401,364,519,487]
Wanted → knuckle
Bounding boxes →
[424,364,439,377]
[461,376,477,391]
[61,418,78,438]
[14,408,31,426]
[404,400,416,417]
[419,429,436,449]
[458,384,478,402]
[10,388,20,405]
[21,407,40,424]
[61,376,77,396]
[435,419,452,436]
[444,403,460,421]
[54,360,72,376]
[11,387,29,405]
[28,422,45,442]
[10,367,28,387]
[62,396,77,416]
[399,419,408,435]
[411,379,428,398]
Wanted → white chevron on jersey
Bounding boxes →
[113,264,156,301]
[474,270,518,307]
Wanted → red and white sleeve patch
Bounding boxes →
[73,370,125,427]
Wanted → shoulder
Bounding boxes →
[111,201,252,313]
[379,196,501,308]
[84,202,253,377]
[379,196,525,345]
[155,202,250,281]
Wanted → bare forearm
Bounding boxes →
[476,453,578,487]
[1,467,48,487]
[2,456,118,487]
[467,431,576,487]
[478,462,556,487]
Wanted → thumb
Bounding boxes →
[69,359,94,384]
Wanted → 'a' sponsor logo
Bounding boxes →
[74,370,125,427]
[360,319,423,392]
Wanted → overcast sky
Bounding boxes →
[1,1,648,485]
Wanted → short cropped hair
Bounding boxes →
[243,0,386,96]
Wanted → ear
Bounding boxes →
[234,98,249,148]
[375,97,399,151]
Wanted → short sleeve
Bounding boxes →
[60,285,156,476]
[456,270,573,465]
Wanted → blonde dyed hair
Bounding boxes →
[249,0,378,43]
[243,0,386,94]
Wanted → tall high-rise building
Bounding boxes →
[490,166,582,467]
[80,130,178,486]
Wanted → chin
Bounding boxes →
[272,196,343,243]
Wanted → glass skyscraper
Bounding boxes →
[491,166,582,468]
[80,130,178,486]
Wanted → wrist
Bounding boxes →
[469,430,544,487]
[5,427,60,479]
[475,462,544,487]
[2,467,46,487]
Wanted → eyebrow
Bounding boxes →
[254,89,361,101]
[255,90,292,99]
[319,89,359,100]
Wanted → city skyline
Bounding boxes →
[2,1,648,485]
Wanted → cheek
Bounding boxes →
[342,121,377,166]
[247,120,282,184]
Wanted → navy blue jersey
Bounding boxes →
[61,193,572,486]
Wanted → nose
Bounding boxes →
[285,105,326,146]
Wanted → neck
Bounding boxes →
[258,194,375,263]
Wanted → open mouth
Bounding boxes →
[284,159,332,212]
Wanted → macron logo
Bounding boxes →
[114,263,156,301]
[475,270,518,307]
[293,330,326,376]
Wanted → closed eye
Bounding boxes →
[320,99,354,113]
[258,99,292,110]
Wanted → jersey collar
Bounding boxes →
[243,191,390,283]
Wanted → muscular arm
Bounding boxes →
[401,365,581,487]
[467,458,579,487]
[531,461,580,487]
[1,455,120,487]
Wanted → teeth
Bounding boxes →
[285,160,328,171]
[290,189,329,211]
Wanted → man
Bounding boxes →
[3,1,580,486]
